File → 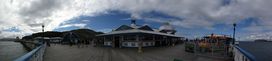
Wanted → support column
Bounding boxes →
[172,38,175,46]
[153,35,155,46]
[112,36,115,48]
[137,35,143,53]
[160,36,162,46]
[120,35,123,48]
[103,36,106,46]
[153,35,155,41]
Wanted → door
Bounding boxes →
[114,36,120,48]
[155,41,160,46]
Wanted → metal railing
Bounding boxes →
[15,43,47,61]
[234,45,256,61]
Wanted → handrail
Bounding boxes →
[235,45,256,61]
[15,43,46,61]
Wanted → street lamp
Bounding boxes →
[232,23,236,44]
[42,24,45,44]
[42,24,44,32]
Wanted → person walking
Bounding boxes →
[45,40,51,47]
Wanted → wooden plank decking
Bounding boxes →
[43,44,230,61]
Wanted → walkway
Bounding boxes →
[43,44,231,61]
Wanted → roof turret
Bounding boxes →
[159,22,174,31]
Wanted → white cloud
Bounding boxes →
[81,20,90,23]
[240,32,272,41]
[57,23,87,29]
[97,28,113,33]
[0,0,272,39]
[0,31,25,39]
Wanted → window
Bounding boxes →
[104,42,107,45]
[150,42,153,45]
[145,43,149,46]
[142,35,153,40]
[242,56,246,61]
[124,35,136,41]
[131,43,135,46]
[105,37,113,41]
[124,42,128,46]
[155,36,163,40]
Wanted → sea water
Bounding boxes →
[0,41,27,61]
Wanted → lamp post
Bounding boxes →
[232,23,236,44]
[42,25,44,32]
[42,24,45,44]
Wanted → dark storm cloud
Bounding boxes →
[19,0,65,18]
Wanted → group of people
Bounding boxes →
[68,40,91,48]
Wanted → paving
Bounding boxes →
[43,44,231,61]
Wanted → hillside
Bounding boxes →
[65,29,104,41]
[22,29,104,40]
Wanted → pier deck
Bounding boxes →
[44,44,230,61]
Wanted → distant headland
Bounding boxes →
[21,29,104,40]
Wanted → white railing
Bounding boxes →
[234,45,256,61]
[15,43,47,61]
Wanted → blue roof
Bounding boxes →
[237,41,272,61]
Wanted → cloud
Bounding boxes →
[97,28,113,33]
[1,0,272,39]
[81,20,90,23]
[240,32,272,41]
[19,0,64,18]
[57,23,87,29]
[0,31,23,38]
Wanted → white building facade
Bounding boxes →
[95,19,182,48]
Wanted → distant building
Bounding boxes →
[203,34,232,45]
[189,34,232,54]
[234,41,272,61]
[49,37,63,43]
[61,32,80,44]
[34,37,63,43]
[95,18,183,48]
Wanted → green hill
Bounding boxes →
[22,29,104,40]
[65,29,104,41]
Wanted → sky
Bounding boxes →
[1,0,272,41]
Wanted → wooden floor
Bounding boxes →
[43,44,231,61]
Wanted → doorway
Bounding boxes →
[114,36,120,48]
